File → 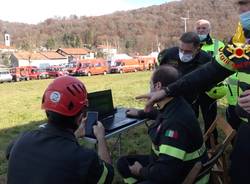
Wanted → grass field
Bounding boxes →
[0,71,229,184]
[0,71,153,183]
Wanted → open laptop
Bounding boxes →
[86,89,137,135]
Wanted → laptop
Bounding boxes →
[86,89,137,136]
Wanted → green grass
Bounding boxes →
[0,71,152,183]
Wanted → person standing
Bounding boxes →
[193,19,226,146]
[158,31,212,105]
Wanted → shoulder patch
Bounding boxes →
[165,129,179,139]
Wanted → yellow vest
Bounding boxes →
[226,73,238,105]
[201,38,225,58]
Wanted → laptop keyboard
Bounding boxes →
[101,115,137,132]
[112,119,137,128]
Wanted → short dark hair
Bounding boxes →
[237,0,250,5]
[46,110,81,130]
[152,65,179,87]
[180,32,200,48]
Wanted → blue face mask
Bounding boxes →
[198,34,207,41]
[240,10,250,30]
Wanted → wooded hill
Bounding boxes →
[0,0,239,55]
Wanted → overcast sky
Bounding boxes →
[1,0,179,24]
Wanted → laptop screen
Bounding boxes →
[87,89,115,119]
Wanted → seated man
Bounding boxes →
[117,65,208,184]
[6,76,113,184]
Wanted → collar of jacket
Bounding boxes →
[157,97,174,110]
[201,34,213,45]
[39,123,78,143]
[158,97,184,119]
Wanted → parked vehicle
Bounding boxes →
[66,62,77,76]
[110,59,142,73]
[10,67,27,81]
[46,66,69,78]
[136,56,157,70]
[37,69,50,79]
[70,59,108,76]
[10,66,40,81]
[0,69,12,83]
[27,66,49,80]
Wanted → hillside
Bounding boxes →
[0,0,239,54]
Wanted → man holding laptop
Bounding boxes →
[6,76,114,184]
[117,65,208,184]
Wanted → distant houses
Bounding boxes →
[0,44,16,53]
[9,47,98,68]
[97,45,117,60]
[10,51,68,68]
[56,47,94,62]
[1,32,159,68]
[0,31,161,69]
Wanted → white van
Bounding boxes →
[0,70,12,83]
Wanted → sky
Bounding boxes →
[0,0,178,24]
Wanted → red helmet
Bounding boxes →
[41,76,88,116]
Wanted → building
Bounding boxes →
[4,33,10,47]
[10,51,68,68]
[0,44,16,53]
[56,48,94,62]
[97,45,117,60]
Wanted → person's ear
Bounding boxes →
[76,113,84,126]
[155,82,162,90]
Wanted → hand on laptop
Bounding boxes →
[93,121,105,141]
[126,108,140,118]
[129,161,143,176]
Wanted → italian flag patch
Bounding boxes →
[165,130,179,139]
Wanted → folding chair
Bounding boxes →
[182,144,225,184]
[203,115,236,184]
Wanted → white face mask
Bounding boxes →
[179,51,193,63]
[198,34,207,41]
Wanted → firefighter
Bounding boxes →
[117,65,208,184]
[127,32,211,125]
[193,19,226,146]
[136,1,250,183]
[156,31,216,146]
[157,31,212,104]
[6,76,114,184]
[226,73,248,130]
[230,72,250,183]
[195,19,225,58]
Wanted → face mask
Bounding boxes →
[198,34,207,41]
[179,51,193,63]
[240,11,250,31]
